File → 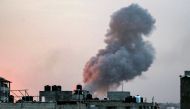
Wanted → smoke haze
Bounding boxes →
[83,4,156,94]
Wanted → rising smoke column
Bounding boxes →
[83,4,156,94]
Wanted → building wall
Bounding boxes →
[107,91,130,101]
[39,91,72,102]
[0,102,155,109]
[86,101,154,109]
[0,103,86,109]
[181,75,190,109]
[0,103,56,109]
[0,79,10,102]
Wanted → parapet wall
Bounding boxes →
[0,102,86,109]
[0,103,56,109]
[0,102,155,109]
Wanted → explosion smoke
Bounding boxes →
[83,4,156,94]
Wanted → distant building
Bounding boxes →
[107,91,130,101]
[180,71,190,109]
[158,103,180,109]
[39,85,73,102]
[0,77,159,109]
[0,77,11,102]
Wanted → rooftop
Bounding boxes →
[0,77,11,83]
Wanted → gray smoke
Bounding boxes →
[83,4,156,94]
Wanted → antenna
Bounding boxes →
[122,81,124,92]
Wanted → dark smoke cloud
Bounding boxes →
[83,4,156,94]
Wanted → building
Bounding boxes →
[107,91,130,101]
[0,77,159,109]
[0,77,11,102]
[158,103,180,109]
[39,85,73,102]
[0,101,157,109]
[180,71,190,109]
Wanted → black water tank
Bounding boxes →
[125,97,129,103]
[57,85,62,91]
[76,84,82,90]
[125,96,133,103]
[141,97,143,103]
[44,85,51,91]
[29,96,33,101]
[9,95,14,103]
[132,96,136,103]
[22,96,26,101]
[52,85,58,91]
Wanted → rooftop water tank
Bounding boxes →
[44,85,51,91]
[76,84,82,90]
[57,85,62,91]
[9,95,14,103]
[52,85,58,91]
[135,95,141,103]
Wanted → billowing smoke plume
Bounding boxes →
[83,4,156,94]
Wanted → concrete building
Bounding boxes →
[107,91,130,101]
[0,78,159,109]
[39,85,73,102]
[0,77,11,102]
[158,103,180,109]
[180,71,190,109]
[0,101,157,109]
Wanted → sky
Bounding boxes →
[0,0,190,103]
